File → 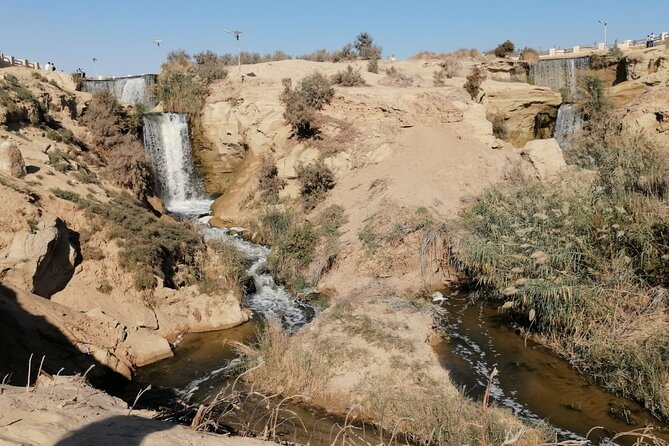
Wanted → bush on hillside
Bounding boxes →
[258,155,286,203]
[493,40,515,58]
[331,65,366,86]
[80,91,153,198]
[367,57,379,74]
[280,73,334,138]
[155,71,208,116]
[463,66,486,101]
[520,48,540,64]
[193,50,229,84]
[295,161,336,210]
[433,57,464,85]
[51,190,204,291]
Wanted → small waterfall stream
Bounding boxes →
[529,57,590,93]
[82,74,156,106]
[142,113,212,216]
[201,223,317,331]
[554,103,582,151]
[141,112,314,328]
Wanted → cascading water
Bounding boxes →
[529,57,590,93]
[554,103,582,151]
[201,224,316,331]
[82,74,156,106]
[141,113,314,328]
[142,113,212,216]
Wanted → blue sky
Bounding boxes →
[2,0,667,76]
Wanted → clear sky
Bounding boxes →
[2,0,667,76]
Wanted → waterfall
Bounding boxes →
[201,224,316,332]
[142,113,212,215]
[82,74,156,106]
[554,104,582,151]
[529,57,590,93]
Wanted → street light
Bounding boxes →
[153,39,162,72]
[597,20,608,47]
[91,57,99,77]
[225,29,243,77]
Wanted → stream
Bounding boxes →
[435,292,669,444]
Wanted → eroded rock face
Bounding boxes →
[483,81,561,147]
[1,213,81,297]
[521,138,566,180]
[0,141,27,178]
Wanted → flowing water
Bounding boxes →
[142,113,213,216]
[82,74,156,106]
[554,103,582,151]
[133,111,669,444]
[529,57,590,93]
[435,293,669,444]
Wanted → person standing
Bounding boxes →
[44,62,51,71]
[650,33,656,47]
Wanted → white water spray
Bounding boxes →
[142,113,212,215]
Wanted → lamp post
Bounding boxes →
[153,39,162,72]
[91,57,99,77]
[225,29,243,77]
[597,20,608,47]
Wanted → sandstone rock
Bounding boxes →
[153,287,250,336]
[123,328,173,367]
[521,138,566,180]
[0,140,27,178]
[1,213,81,297]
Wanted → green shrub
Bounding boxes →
[51,189,205,290]
[47,149,74,172]
[464,66,486,101]
[155,71,208,116]
[493,40,515,58]
[280,73,334,138]
[331,65,366,87]
[295,161,336,210]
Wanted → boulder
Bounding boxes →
[0,141,27,178]
[123,328,173,367]
[521,138,566,180]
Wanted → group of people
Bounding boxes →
[646,33,657,48]
[75,67,86,78]
[43,61,57,71]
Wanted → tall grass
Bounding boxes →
[450,103,669,417]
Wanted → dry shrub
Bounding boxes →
[280,73,334,139]
[331,65,366,86]
[257,155,286,203]
[198,239,246,297]
[464,66,486,101]
[193,50,228,85]
[380,66,414,87]
[433,57,464,85]
[367,57,379,74]
[104,141,153,199]
[295,161,335,210]
[520,48,540,65]
[80,91,153,198]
